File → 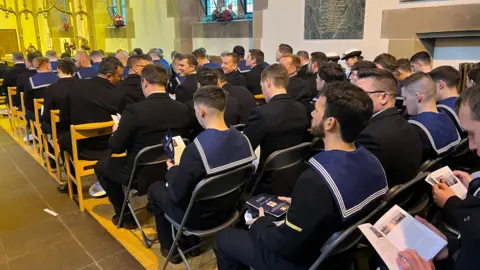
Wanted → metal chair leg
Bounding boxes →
[127,202,153,248]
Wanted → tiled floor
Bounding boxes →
[0,128,144,270]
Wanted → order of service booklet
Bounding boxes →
[424,166,467,199]
[161,129,186,165]
[358,205,447,270]
[246,194,290,218]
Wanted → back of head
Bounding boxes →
[193,85,227,112]
[60,52,72,59]
[141,64,168,88]
[320,82,373,142]
[402,72,436,101]
[261,63,289,89]
[318,62,346,83]
[282,54,301,71]
[180,53,199,69]
[311,51,328,67]
[223,53,240,65]
[233,45,245,57]
[249,49,265,65]
[34,57,49,70]
[357,68,398,97]
[410,51,432,65]
[351,60,377,72]
[99,56,124,75]
[133,48,143,56]
[468,67,480,85]
[374,53,397,72]
[27,51,43,63]
[429,65,460,88]
[395,58,411,73]
[197,67,219,87]
[127,54,151,70]
[45,50,58,59]
[148,49,159,59]
[278,43,293,56]
[215,68,227,83]
[57,58,76,75]
[296,50,309,60]
[90,50,102,59]
[12,52,24,62]
[192,49,207,60]
[456,85,480,121]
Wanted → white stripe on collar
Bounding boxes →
[408,120,461,154]
[437,104,464,131]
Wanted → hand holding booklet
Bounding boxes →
[111,113,121,125]
[161,129,186,165]
[425,166,467,199]
[246,194,290,218]
[358,205,447,270]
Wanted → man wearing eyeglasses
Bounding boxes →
[119,54,152,106]
[354,68,423,187]
[57,57,127,194]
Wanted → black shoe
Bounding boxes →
[112,214,138,230]
[57,183,77,194]
[145,203,152,213]
[160,247,183,264]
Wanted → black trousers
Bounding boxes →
[95,157,131,215]
[148,181,186,249]
[213,228,301,270]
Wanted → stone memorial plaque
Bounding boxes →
[304,0,366,39]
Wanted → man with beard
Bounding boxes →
[214,81,388,270]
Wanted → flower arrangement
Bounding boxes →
[210,1,237,22]
[113,14,125,28]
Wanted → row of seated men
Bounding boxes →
[1,44,479,269]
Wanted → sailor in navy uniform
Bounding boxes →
[402,73,461,160]
[90,50,104,72]
[193,48,221,69]
[214,82,387,270]
[24,57,58,122]
[46,50,59,72]
[326,52,340,63]
[148,85,256,264]
[49,61,58,72]
[14,51,42,108]
[75,51,97,79]
[429,66,466,137]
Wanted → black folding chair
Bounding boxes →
[308,201,388,270]
[311,137,325,154]
[248,142,312,198]
[162,163,255,270]
[116,143,170,248]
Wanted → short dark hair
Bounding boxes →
[60,52,72,59]
[180,54,198,68]
[395,58,411,72]
[133,48,144,55]
[193,85,227,112]
[98,56,124,75]
[261,63,289,89]
[318,62,346,83]
[281,54,301,71]
[456,85,480,121]
[410,51,432,65]
[192,48,207,59]
[296,50,309,60]
[278,43,293,55]
[127,54,151,70]
[90,50,102,58]
[197,67,218,87]
[374,53,397,72]
[171,50,181,59]
[311,52,328,67]
[12,52,24,61]
[46,50,57,58]
[223,53,240,65]
[351,60,377,72]
[320,82,373,143]
[357,68,398,96]
[215,68,227,82]
[27,51,42,63]
[468,68,480,85]
[249,49,264,65]
[141,64,168,87]
[429,66,460,88]
[233,45,245,56]
[57,59,75,75]
[402,72,436,100]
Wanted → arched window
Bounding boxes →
[112,0,127,23]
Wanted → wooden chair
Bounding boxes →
[64,121,115,211]
[30,98,44,162]
[7,87,18,135]
[43,110,63,184]
[254,94,266,105]
[18,92,30,144]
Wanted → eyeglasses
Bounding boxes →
[364,90,388,95]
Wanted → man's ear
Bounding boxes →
[415,92,422,103]
[324,117,335,131]
[200,105,206,118]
